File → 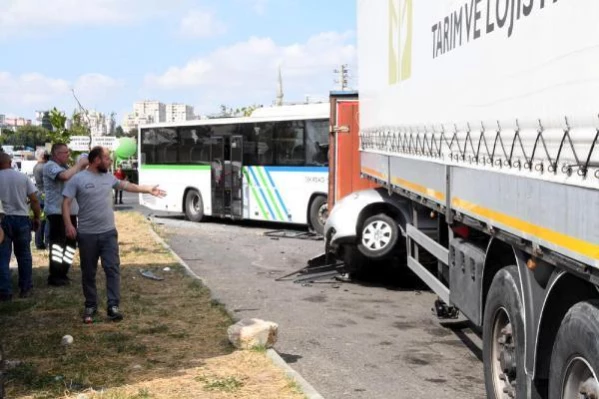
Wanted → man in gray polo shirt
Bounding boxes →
[44,143,88,286]
[62,146,166,322]
[0,152,41,301]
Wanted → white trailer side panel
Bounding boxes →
[358,0,599,267]
[358,0,599,129]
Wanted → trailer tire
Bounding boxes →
[483,266,527,399]
[548,300,599,399]
[184,189,204,222]
[357,213,399,260]
[309,195,328,235]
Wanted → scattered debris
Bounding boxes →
[276,252,346,284]
[264,230,323,241]
[139,269,164,281]
[163,267,171,272]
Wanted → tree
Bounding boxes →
[115,126,125,137]
[70,111,91,137]
[0,125,50,148]
[47,108,72,144]
[216,104,263,118]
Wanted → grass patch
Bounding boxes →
[0,212,303,399]
[196,375,245,392]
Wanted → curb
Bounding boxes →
[147,217,325,399]
[267,349,325,399]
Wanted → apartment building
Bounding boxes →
[166,103,195,122]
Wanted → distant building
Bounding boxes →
[85,110,108,136]
[123,101,196,131]
[166,103,195,123]
[123,100,166,131]
[34,110,53,130]
[2,117,32,131]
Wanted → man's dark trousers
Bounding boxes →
[77,229,120,308]
[47,215,77,285]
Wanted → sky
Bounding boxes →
[0,0,357,124]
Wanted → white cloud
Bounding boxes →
[144,31,356,111]
[250,0,269,15]
[73,74,125,106]
[0,72,123,114]
[0,0,167,38]
[178,9,226,38]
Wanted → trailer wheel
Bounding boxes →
[309,196,328,235]
[184,189,204,222]
[357,213,399,259]
[548,301,599,399]
[483,266,526,399]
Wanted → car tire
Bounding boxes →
[357,213,399,259]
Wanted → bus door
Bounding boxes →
[210,135,243,219]
[211,136,225,216]
[229,135,243,219]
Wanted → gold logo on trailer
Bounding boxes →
[388,0,413,84]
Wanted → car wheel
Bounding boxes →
[357,213,399,259]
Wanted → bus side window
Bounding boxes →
[255,122,274,165]
[155,128,178,164]
[274,121,304,165]
[305,119,329,166]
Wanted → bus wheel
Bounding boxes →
[357,213,398,259]
[549,301,599,399]
[483,266,526,399]
[184,189,204,222]
[309,196,328,235]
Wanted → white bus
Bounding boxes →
[138,103,330,233]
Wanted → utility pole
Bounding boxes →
[334,64,350,91]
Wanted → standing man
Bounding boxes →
[33,150,50,250]
[113,164,126,205]
[0,153,41,301]
[62,146,165,322]
[43,143,88,286]
[0,200,5,245]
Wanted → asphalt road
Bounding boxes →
[120,192,486,399]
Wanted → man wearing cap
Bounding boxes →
[0,152,41,301]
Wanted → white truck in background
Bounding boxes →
[325,1,599,398]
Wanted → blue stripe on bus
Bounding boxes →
[264,166,327,173]
[248,166,276,221]
[263,168,291,221]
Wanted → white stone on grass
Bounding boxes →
[61,335,74,346]
[227,318,278,349]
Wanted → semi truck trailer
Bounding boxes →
[325,1,599,397]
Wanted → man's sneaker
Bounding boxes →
[107,306,123,322]
[19,289,33,299]
[83,306,97,324]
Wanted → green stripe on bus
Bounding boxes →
[140,164,210,170]
[243,168,268,220]
[256,166,284,221]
